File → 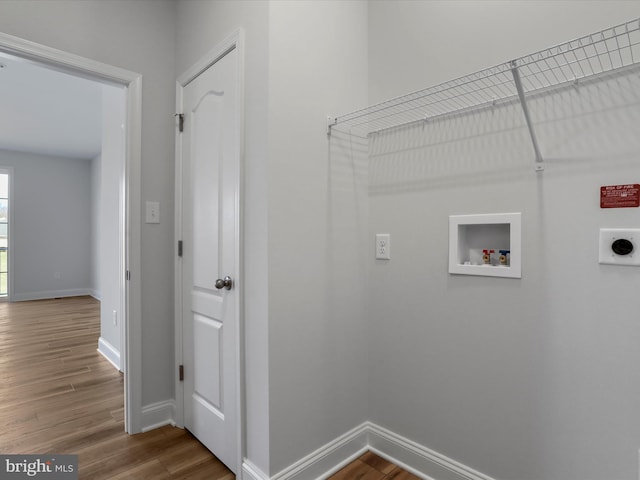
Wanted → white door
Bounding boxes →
[181,46,239,473]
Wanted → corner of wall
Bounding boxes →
[140,399,177,433]
[97,336,121,371]
[256,422,496,480]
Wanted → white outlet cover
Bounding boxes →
[599,228,640,266]
[376,233,391,260]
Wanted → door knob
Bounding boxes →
[215,276,233,290]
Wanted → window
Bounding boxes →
[0,171,9,297]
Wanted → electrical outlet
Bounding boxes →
[376,234,391,260]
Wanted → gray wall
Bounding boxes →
[367,2,640,480]
[0,150,92,300]
[0,0,178,406]
[266,1,369,475]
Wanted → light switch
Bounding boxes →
[146,201,160,224]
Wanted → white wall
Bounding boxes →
[367,3,640,480]
[369,1,640,104]
[0,150,92,300]
[0,0,177,407]
[267,1,369,475]
[97,84,127,370]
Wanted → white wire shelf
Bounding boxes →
[328,17,640,152]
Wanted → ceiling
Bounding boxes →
[0,53,103,160]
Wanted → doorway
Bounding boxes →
[0,31,143,433]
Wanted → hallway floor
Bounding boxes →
[0,296,418,479]
[0,296,233,479]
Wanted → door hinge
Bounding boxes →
[175,113,184,133]
[179,364,184,382]
[178,240,183,257]
[126,270,131,281]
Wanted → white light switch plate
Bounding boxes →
[146,201,160,224]
[599,228,640,266]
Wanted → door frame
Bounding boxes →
[0,32,143,434]
[174,28,245,474]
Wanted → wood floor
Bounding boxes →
[0,296,417,479]
[0,296,233,479]
[328,451,421,480]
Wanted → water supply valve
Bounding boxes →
[482,249,494,264]
[499,250,510,266]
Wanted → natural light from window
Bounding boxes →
[0,172,8,297]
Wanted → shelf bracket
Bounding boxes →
[326,116,337,136]
[510,61,544,172]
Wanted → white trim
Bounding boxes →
[244,422,495,480]
[176,29,242,87]
[141,400,176,432]
[97,336,121,371]
[271,423,369,480]
[173,76,185,429]
[175,28,246,475]
[367,423,496,480]
[12,289,93,302]
[124,74,143,434]
[0,32,139,86]
[0,31,142,435]
[235,28,247,480]
[242,460,269,480]
[368,446,436,480]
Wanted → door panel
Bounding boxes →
[192,92,222,289]
[181,47,238,473]
[193,314,222,411]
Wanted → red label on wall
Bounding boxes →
[600,184,640,208]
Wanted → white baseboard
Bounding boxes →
[145,414,492,480]
[269,423,369,480]
[12,288,93,302]
[367,423,496,480]
[243,422,495,480]
[242,460,269,480]
[141,400,176,433]
[97,336,121,371]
